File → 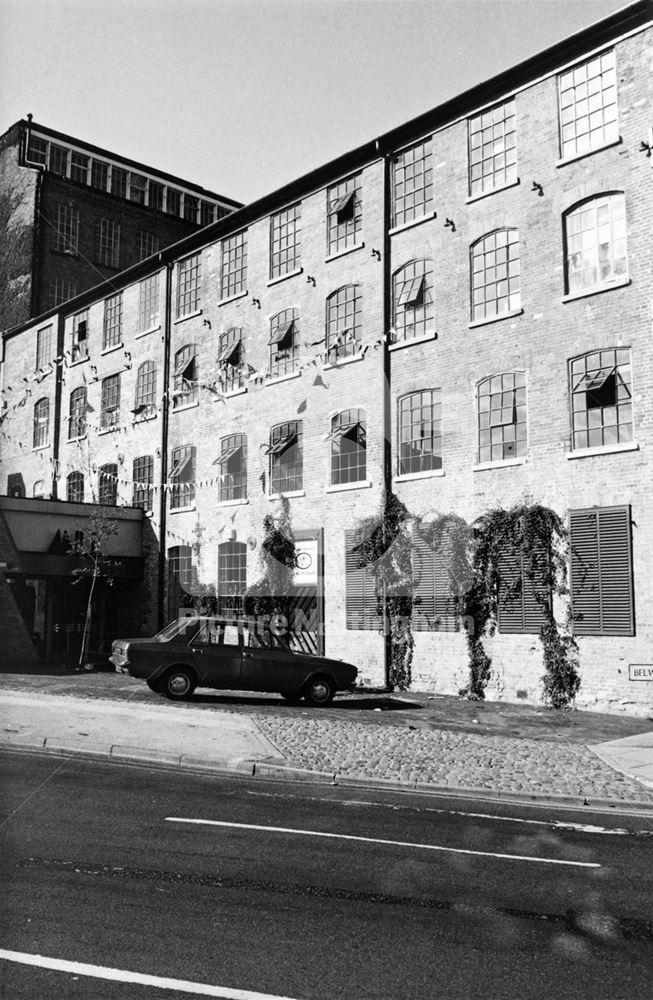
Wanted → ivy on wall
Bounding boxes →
[243,497,296,620]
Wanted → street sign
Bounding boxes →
[628,664,653,681]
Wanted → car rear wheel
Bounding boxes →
[161,666,197,700]
[303,674,335,707]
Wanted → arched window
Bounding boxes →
[477,372,527,464]
[33,398,50,449]
[98,463,118,505]
[100,374,120,430]
[132,455,154,510]
[169,445,195,509]
[172,345,198,408]
[569,348,632,451]
[67,471,85,503]
[392,260,434,343]
[563,193,627,295]
[326,285,361,360]
[470,230,521,322]
[167,545,194,619]
[330,409,366,485]
[217,328,244,392]
[269,309,299,378]
[216,433,247,502]
[33,480,46,499]
[217,541,247,616]
[398,391,442,475]
[267,421,302,494]
[134,360,157,413]
[68,386,87,439]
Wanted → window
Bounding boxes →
[217,328,244,392]
[48,279,76,308]
[569,506,634,635]
[68,386,87,439]
[183,195,199,223]
[327,175,362,255]
[496,551,549,633]
[267,421,303,494]
[220,231,247,299]
[330,409,366,485]
[200,201,216,226]
[569,348,632,451]
[398,390,442,475]
[564,193,627,295]
[139,273,160,331]
[137,231,159,261]
[345,529,379,630]
[71,310,89,362]
[100,374,120,430]
[326,285,361,360]
[90,160,109,191]
[96,218,120,268]
[49,143,68,176]
[33,398,49,448]
[559,49,618,160]
[70,152,89,184]
[217,541,247,615]
[477,372,527,464]
[132,455,154,510]
[172,345,198,408]
[411,530,459,633]
[52,204,79,254]
[67,471,84,503]
[176,254,201,317]
[170,445,196,509]
[103,292,123,349]
[471,229,521,322]
[166,188,181,216]
[392,260,435,343]
[269,308,299,378]
[129,173,147,204]
[468,98,517,197]
[98,464,118,505]
[270,203,301,279]
[111,167,128,198]
[134,360,157,414]
[33,480,46,499]
[391,139,433,228]
[149,181,164,211]
[167,545,194,618]
[36,325,53,370]
[27,135,47,165]
[216,433,247,502]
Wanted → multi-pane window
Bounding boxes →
[111,167,128,198]
[68,386,87,439]
[392,260,435,343]
[268,421,303,494]
[103,292,123,349]
[49,279,76,307]
[496,552,549,634]
[36,325,53,370]
[398,390,442,475]
[172,345,198,408]
[391,139,433,228]
[52,204,79,254]
[220,231,247,299]
[559,49,618,160]
[200,201,216,226]
[183,195,199,223]
[139,273,160,331]
[569,348,632,451]
[71,310,89,361]
[471,229,521,321]
[33,480,46,499]
[169,445,196,509]
[216,433,247,502]
[326,285,361,360]
[269,308,299,378]
[91,160,109,191]
[167,545,194,618]
[132,455,154,511]
[270,203,301,279]
[66,471,84,503]
[217,328,244,392]
[96,218,120,268]
[149,181,164,211]
[217,542,247,615]
[167,189,181,216]
[33,398,50,448]
[327,175,362,255]
[100,374,120,430]
[569,505,634,636]
[134,361,157,414]
[176,254,201,317]
[564,194,627,295]
[129,173,147,204]
[26,135,47,165]
[49,144,68,176]
[70,152,89,184]
[98,464,118,505]
[345,528,379,630]
[477,372,527,463]
[330,409,366,485]
[468,99,517,198]
[137,230,159,261]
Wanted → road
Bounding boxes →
[1,750,652,999]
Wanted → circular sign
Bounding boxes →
[295,551,312,570]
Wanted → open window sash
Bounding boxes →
[397,275,424,307]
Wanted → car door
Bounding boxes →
[189,620,242,690]
[241,626,297,693]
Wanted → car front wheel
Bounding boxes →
[303,675,335,707]
[161,666,197,700]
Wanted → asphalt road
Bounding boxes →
[1,751,652,999]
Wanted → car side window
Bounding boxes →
[194,621,224,645]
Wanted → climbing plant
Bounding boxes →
[243,497,295,623]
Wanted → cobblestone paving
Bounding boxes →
[253,715,653,803]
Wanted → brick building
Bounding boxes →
[1,2,651,712]
[0,118,241,330]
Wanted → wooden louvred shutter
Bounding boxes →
[497,550,548,634]
[412,532,459,632]
[345,529,378,630]
[569,506,633,636]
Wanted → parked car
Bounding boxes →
[110,616,358,706]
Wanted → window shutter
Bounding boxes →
[570,506,633,636]
[412,532,458,632]
[345,529,378,630]
[497,551,548,634]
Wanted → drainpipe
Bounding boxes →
[51,311,66,499]
[379,138,393,689]
[156,260,173,628]
[23,115,45,319]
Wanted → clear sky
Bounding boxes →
[0,0,633,205]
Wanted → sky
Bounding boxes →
[0,0,634,206]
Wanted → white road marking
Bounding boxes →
[0,949,302,999]
[165,817,600,867]
[445,810,632,835]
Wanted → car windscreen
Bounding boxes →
[154,618,200,642]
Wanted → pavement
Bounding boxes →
[1,661,653,813]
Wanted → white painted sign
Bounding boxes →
[628,664,653,682]
[292,539,318,586]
